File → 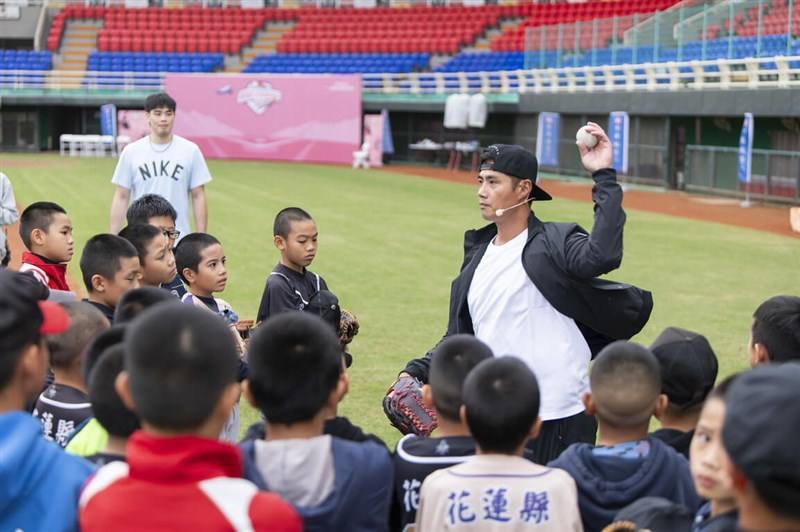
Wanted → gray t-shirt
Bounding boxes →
[111,134,212,239]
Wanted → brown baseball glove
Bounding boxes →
[382,376,438,436]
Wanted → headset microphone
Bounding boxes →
[495,198,533,217]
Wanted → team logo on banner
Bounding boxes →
[235,81,283,115]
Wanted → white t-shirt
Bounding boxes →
[111,134,212,239]
[467,228,590,421]
[416,454,582,532]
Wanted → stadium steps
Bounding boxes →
[429,54,453,69]
[54,20,102,73]
[237,21,295,72]
[462,17,522,53]
[485,18,523,53]
[432,16,522,67]
[463,35,493,53]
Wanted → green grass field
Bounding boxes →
[3,153,798,448]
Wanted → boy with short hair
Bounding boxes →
[126,192,179,238]
[392,334,492,531]
[67,288,176,458]
[747,294,800,365]
[79,304,301,531]
[18,201,74,290]
[125,193,186,297]
[722,363,800,531]
[549,341,700,532]
[415,356,582,531]
[256,207,330,324]
[175,232,245,441]
[174,232,244,352]
[118,224,177,288]
[648,327,718,459]
[0,269,93,531]
[114,286,176,324]
[66,326,127,459]
[83,344,140,467]
[241,312,393,531]
[79,234,142,323]
[33,301,109,447]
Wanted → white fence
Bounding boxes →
[59,133,130,156]
[363,55,800,93]
[3,55,800,94]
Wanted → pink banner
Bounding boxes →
[363,113,383,168]
[164,74,362,164]
[117,110,149,141]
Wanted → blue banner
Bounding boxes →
[381,108,394,155]
[100,103,117,139]
[535,112,560,167]
[738,113,754,183]
[608,111,629,174]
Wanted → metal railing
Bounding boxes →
[685,144,800,200]
[0,70,162,91]
[3,55,800,94]
[364,55,800,93]
[522,1,800,66]
[676,0,761,42]
[624,0,706,47]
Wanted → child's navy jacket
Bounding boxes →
[549,436,701,532]
[241,435,393,532]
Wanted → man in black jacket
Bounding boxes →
[390,122,653,464]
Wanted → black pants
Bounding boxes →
[525,410,597,464]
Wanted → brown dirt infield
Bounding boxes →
[384,165,799,239]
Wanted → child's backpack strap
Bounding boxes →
[180,292,199,306]
[269,271,309,307]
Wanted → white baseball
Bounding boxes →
[576,126,598,149]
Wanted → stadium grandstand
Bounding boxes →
[1,0,800,201]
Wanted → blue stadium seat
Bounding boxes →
[87,52,223,73]
[0,49,52,71]
[243,53,430,74]
[434,34,798,74]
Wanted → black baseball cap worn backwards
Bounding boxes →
[479,144,552,201]
[650,327,718,409]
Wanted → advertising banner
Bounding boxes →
[100,103,117,138]
[737,112,754,184]
[164,74,362,164]
[117,110,149,141]
[608,111,630,174]
[535,112,560,168]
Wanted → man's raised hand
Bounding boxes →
[577,122,614,174]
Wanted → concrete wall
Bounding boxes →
[518,88,800,118]
[0,6,42,39]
